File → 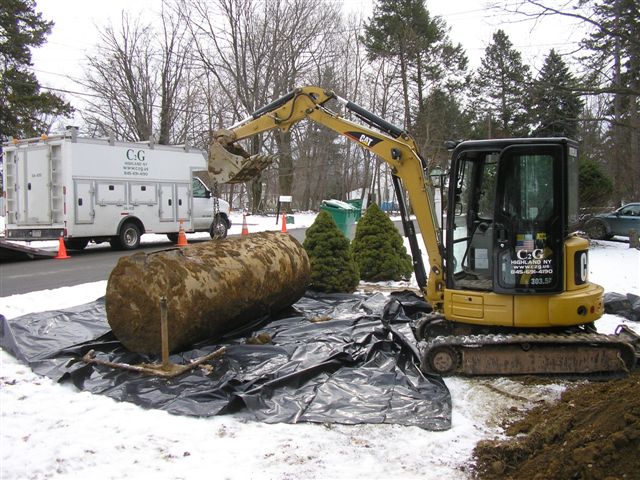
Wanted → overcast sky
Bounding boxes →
[31,0,586,119]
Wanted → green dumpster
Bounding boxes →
[345,199,363,221]
[320,199,359,239]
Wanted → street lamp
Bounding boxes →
[430,166,444,187]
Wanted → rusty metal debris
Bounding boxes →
[82,296,227,378]
[105,232,310,354]
[81,347,226,378]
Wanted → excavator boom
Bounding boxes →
[208,86,445,308]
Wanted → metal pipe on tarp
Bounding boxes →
[105,232,310,354]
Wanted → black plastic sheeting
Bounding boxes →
[0,291,451,430]
[604,292,640,322]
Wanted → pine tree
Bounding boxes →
[531,50,584,138]
[579,159,613,207]
[361,0,467,137]
[302,211,360,293]
[581,0,640,202]
[471,30,531,138]
[415,87,473,166]
[352,203,413,282]
[0,0,73,140]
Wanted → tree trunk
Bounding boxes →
[275,129,294,204]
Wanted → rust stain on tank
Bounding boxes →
[105,232,310,354]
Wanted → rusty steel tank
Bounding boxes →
[105,232,310,354]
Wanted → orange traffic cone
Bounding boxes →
[176,220,189,247]
[281,212,287,233]
[241,214,249,235]
[55,236,70,259]
[177,220,188,246]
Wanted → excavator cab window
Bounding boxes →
[493,144,564,294]
[449,152,498,291]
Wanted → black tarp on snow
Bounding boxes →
[0,291,451,430]
[604,292,640,322]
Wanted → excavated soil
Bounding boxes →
[473,370,640,480]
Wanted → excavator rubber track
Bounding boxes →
[419,325,640,376]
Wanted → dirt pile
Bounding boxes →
[473,370,640,480]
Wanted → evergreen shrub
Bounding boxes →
[302,211,359,293]
[352,203,413,281]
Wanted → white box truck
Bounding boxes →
[2,129,231,250]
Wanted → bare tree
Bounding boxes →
[80,4,198,145]
[181,0,342,212]
[157,3,197,145]
[81,13,155,141]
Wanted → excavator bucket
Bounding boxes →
[207,139,276,184]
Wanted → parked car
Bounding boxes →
[585,202,640,239]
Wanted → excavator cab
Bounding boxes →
[446,138,580,296]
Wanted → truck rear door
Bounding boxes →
[15,146,52,225]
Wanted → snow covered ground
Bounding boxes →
[1,214,638,480]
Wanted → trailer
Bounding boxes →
[2,129,231,251]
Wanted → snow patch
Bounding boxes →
[1,222,638,479]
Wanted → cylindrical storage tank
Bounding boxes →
[105,232,310,354]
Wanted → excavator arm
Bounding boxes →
[207,86,445,308]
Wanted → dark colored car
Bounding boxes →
[585,202,640,239]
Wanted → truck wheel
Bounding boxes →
[586,219,611,240]
[167,233,179,243]
[64,238,89,250]
[209,216,228,239]
[110,222,141,250]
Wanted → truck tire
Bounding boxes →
[110,222,141,250]
[209,215,228,239]
[585,219,611,240]
[167,233,179,243]
[64,238,89,250]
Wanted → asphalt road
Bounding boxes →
[0,221,411,296]
[0,228,308,296]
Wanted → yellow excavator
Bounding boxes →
[205,86,639,376]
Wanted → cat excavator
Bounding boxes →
[205,86,640,376]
